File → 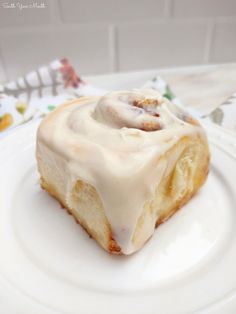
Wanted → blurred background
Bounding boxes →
[0,0,236,82]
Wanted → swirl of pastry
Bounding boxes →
[93,89,198,132]
[93,89,164,131]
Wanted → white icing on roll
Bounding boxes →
[38,89,204,254]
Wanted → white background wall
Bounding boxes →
[0,0,236,82]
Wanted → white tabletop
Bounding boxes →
[85,63,236,114]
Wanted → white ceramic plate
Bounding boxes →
[1,121,236,314]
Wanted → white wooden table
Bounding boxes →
[86,63,236,115]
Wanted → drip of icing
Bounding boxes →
[37,89,204,254]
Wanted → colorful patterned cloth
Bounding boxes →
[202,93,236,131]
[0,59,235,134]
[0,59,105,133]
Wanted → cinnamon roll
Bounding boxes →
[36,89,210,255]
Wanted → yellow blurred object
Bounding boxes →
[15,101,27,115]
[0,113,14,131]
